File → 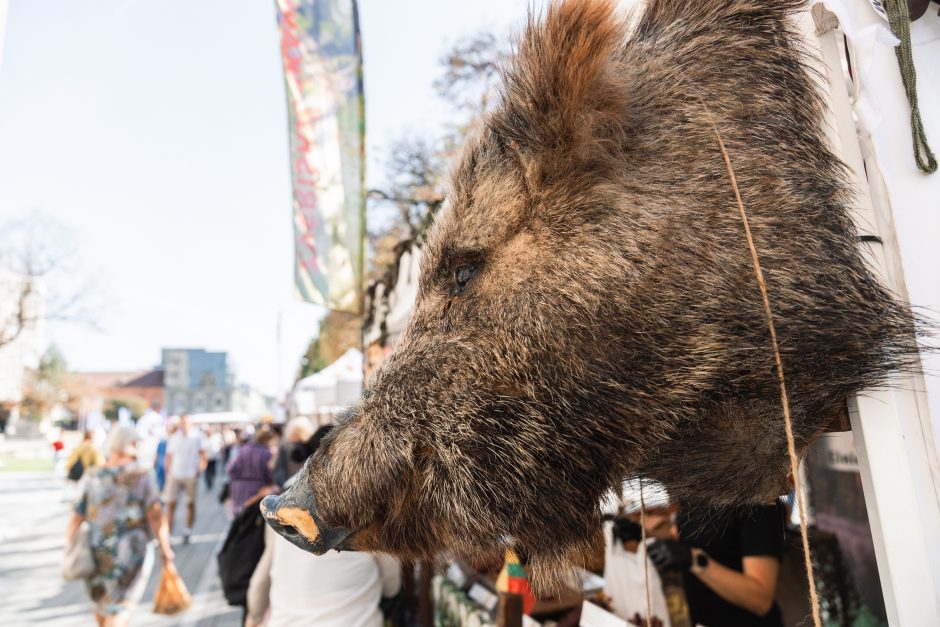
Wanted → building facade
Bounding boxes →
[161,348,235,415]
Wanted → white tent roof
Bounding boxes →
[296,348,363,388]
[293,348,363,415]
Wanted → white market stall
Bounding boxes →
[290,348,363,424]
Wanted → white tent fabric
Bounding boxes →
[292,348,363,416]
[815,0,940,450]
[364,244,422,347]
[383,247,422,344]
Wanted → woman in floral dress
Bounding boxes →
[66,426,174,627]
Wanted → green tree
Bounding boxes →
[296,310,362,381]
[103,396,148,422]
[20,345,69,420]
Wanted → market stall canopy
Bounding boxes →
[364,244,422,348]
[292,348,363,416]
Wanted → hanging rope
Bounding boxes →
[884,0,937,173]
[639,480,652,627]
[711,123,823,627]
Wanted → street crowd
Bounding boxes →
[60,413,401,627]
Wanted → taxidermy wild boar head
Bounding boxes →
[262,0,917,589]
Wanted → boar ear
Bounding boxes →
[493,0,626,165]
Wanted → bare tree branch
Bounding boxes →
[0,210,104,349]
[0,278,37,349]
[366,32,505,287]
[434,32,505,114]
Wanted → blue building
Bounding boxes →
[161,348,234,415]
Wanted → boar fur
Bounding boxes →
[287,0,919,590]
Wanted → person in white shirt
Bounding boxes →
[135,406,164,470]
[246,424,401,627]
[246,524,400,627]
[204,426,224,491]
[164,415,207,541]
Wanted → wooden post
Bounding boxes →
[496,593,523,627]
[402,561,415,614]
[418,560,434,627]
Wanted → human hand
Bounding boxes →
[647,539,692,572]
[612,517,643,544]
[159,544,175,564]
[628,613,664,627]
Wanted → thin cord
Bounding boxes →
[884,0,937,173]
[711,123,822,627]
[640,480,652,627]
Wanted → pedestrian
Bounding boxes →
[221,427,237,466]
[204,425,224,491]
[648,500,786,627]
[247,526,401,627]
[164,415,207,542]
[226,429,275,515]
[272,417,314,488]
[246,424,400,627]
[66,426,174,627]
[135,404,164,471]
[51,427,66,474]
[154,423,176,493]
[65,431,102,482]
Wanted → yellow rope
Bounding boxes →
[640,480,652,627]
[711,123,822,627]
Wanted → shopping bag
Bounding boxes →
[153,561,192,615]
[61,522,95,580]
[217,498,266,606]
[602,521,672,626]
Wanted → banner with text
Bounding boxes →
[275,0,365,312]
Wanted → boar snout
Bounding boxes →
[260,473,352,554]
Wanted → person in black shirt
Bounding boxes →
[648,500,786,627]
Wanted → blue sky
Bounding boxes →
[0,0,542,396]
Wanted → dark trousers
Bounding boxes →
[204,458,218,489]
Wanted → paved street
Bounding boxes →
[0,467,242,626]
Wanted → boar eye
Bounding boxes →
[454,264,479,295]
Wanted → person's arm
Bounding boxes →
[375,553,402,598]
[164,439,174,478]
[67,477,89,544]
[691,551,778,616]
[263,450,274,484]
[147,502,175,564]
[227,450,242,478]
[65,512,84,545]
[246,525,275,627]
[199,449,208,472]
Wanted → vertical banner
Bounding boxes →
[275,0,365,313]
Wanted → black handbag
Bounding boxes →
[67,457,85,482]
[216,498,266,607]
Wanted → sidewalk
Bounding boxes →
[0,469,241,626]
